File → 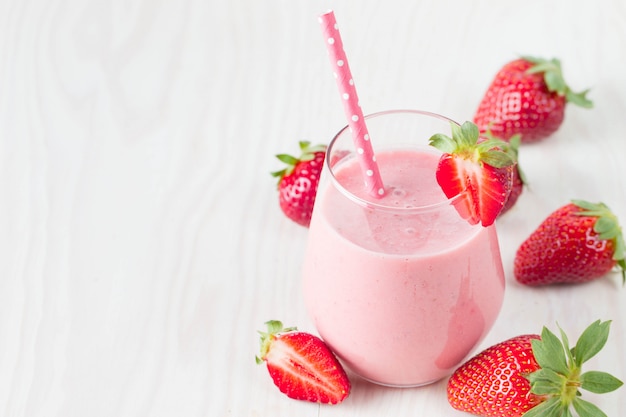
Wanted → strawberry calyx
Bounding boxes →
[429,121,516,226]
[256,320,297,364]
[522,55,593,109]
[255,320,351,404]
[523,320,623,417]
[571,199,626,284]
[430,122,514,169]
[271,141,327,184]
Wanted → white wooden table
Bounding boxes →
[1,0,625,416]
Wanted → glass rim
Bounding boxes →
[326,109,467,213]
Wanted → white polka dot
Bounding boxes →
[366,170,373,176]
[357,148,364,154]
[327,37,335,45]
[342,93,349,100]
[337,59,344,67]
[372,155,376,162]
[378,188,385,195]
[351,115,359,122]
[364,134,370,141]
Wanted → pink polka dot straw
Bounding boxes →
[319,10,385,198]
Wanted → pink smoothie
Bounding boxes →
[302,148,505,386]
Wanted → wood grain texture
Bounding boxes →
[1,0,625,416]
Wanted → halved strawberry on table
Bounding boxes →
[429,121,515,227]
[255,320,351,404]
[447,320,623,417]
[514,199,626,286]
[473,56,593,143]
[271,141,327,227]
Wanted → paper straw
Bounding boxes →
[318,10,385,198]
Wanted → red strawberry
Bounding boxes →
[448,320,623,417]
[514,200,626,286]
[271,141,327,227]
[429,121,515,227]
[255,320,351,404]
[473,56,593,143]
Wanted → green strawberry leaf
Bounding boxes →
[428,133,456,153]
[270,168,287,178]
[594,216,618,238]
[265,320,287,334]
[475,138,507,150]
[573,320,611,367]
[580,370,624,394]
[523,56,559,74]
[480,150,514,168]
[521,397,562,417]
[526,368,567,395]
[531,326,569,375]
[544,69,567,96]
[572,397,608,417]
[572,199,603,212]
[566,89,594,108]
[459,121,479,147]
[476,137,515,168]
[557,324,576,367]
[275,153,300,166]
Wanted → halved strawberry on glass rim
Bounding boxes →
[429,121,515,227]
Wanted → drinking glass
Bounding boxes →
[302,110,505,387]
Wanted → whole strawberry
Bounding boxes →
[473,56,592,143]
[256,320,351,404]
[429,121,515,227]
[271,141,327,227]
[447,320,623,417]
[514,200,626,286]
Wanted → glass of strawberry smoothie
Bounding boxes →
[302,110,505,387]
